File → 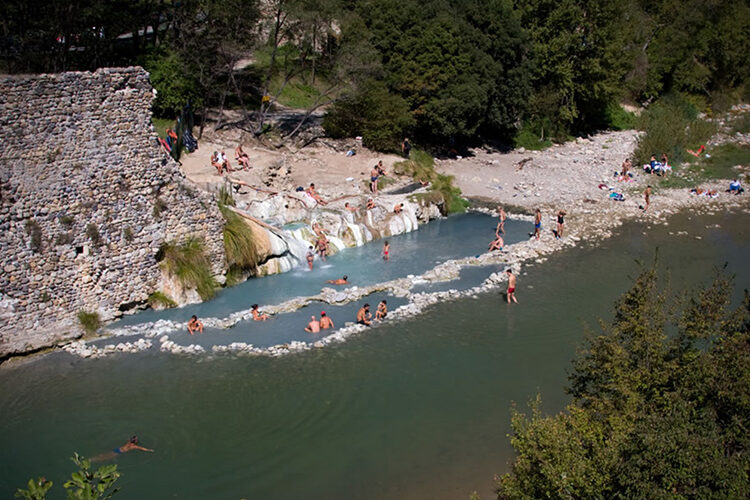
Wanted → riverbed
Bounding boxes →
[1,209,748,499]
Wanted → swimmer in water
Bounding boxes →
[326,275,349,285]
[251,304,269,321]
[319,311,334,330]
[382,241,390,261]
[305,315,321,333]
[93,435,153,462]
[506,269,518,304]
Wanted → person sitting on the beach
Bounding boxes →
[319,311,334,330]
[357,304,372,326]
[648,154,663,175]
[344,202,358,212]
[366,198,375,210]
[306,183,328,205]
[235,145,250,169]
[327,276,348,285]
[220,151,234,173]
[393,203,404,214]
[187,315,203,335]
[375,300,388,321]
[211,151,225,175]
[660,153,671,175]
[728,179,744,194]
[488,235,504,251]
[304,315,321,333]
[306,246,315,270]
[251,304,269,321]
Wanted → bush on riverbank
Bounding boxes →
[220,206,259,275]
[157,237,217,301]
[496,267,750,498]
[77,310,101,335]
[395,151,469,214]
[147,291,177,309]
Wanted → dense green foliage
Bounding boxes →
[1,0,748,148]
[147,291,177,309]
[397,150,469,214]
[157,237,217,301]
[15,454,120,500]
[496,267,750,498]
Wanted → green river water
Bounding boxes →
[1,209,748,499]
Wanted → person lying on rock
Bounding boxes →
[251,304,269,321]
[327,276,348,285]
[306,183,328,205]
[187,315,204,334]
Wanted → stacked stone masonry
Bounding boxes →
[0,67,225,357]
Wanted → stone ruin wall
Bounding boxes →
[0,67,225,357]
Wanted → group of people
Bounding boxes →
[644,153,671,176]
[211,144,251,175]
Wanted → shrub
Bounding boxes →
[392,149,437,182]
[40,291,51,302]
[605,103,637,131]
[218,185,236,207]
[147,291,177,309]
[432,174,470,214]
[731,112,750,134]
[393,150,468,214]
[220,206,259,271]
[123,226,134,242]
[85,223,101,246]
[16,453,120,500]
[153,198,168,219]
[24,219,43,253]
[77,310,101,335]
[514,122,553,150]
[157,237,217,301]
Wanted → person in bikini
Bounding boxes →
[327,276,348,285]
[304,315,321,333]
[251,304,269,321]
[356,304,372,326]
[556,210,566,239]
[306,183,328,205]
[382,241,390,261]
[187,315,203,335]
[506,269,518,304]
[375,300,388,321]
[319,311,334,330]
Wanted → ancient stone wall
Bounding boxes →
[0,67,225,357]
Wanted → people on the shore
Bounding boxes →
[660,152,670,175]
[488,235,504,251]
[402,138,412,158]
[382,240,390,261]
[728,179,744,194]
[306,183,328,205]
[506,269,518,304]
[305,315,321,333]
[394,203,404,214]
[306,246,315,270]
[366,198,375,210]
[357,304,372,326]
[251,304,269,321]
[555,210,566,239]
[187,315,203,335]
[375,300,388,321]
[319,311,334,330]
[690,187,719,198]
[344,202,358,212]
[235,145,250,169]
[211,151,226,175]
[534,209,542,240]
[327,276,348,285]
[496,206,507,235]
[643,185,652,211]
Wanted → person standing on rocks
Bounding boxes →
[496,206,507,235]
[643,185,652,211]
[306,246,315,270]
[357,304,372,326]
[305,315,321,333]
[319,311,334,330]
[556,210,566,239]
[506,269,518,304]
[187,315,203,335]
[534,209,542,240]
[370,164,381,194]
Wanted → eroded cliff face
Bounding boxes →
[0,67,225,357]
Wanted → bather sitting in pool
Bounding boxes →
[488,235,504,251]
[187,315,204,335]
[305,315,321,333]
[319,311,334,330]
[251,304,270,321]
[327,276,348,285]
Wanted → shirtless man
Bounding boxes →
[496,206,507,235]
[319,311,334,330]
[382,241,390,261]
[643,185,652,211]
[357,304,372,326]
[327,275,348,285]
[316,236,329,261]
[488,235,504,251]
[344,202,358,212]
[506,269,518,304]
[366,198,375,210]
[534,209,542,240]
[375,300,388,321]
[304,315,321,333]
[114,436,153,455]
[187,315,203,335]
[251,304,269,321]
[370,164,380,194]
[306,246,315,270]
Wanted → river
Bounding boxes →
[1,209,748,499]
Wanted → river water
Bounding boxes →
[1,209,748,499]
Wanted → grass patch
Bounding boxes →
[157,237,217,301]
[606,103,637,131]
[218,185,236,207]
[395,150,468,214]
[147,291,177,309]
[151,117,174,139]
[220,205,259,272]
[731,112,750,134]
[274,78,326,109]
[514,123,554,150]
[85,223,101,246]
[153,198,168,219]
[658,143,750,189]
[393,150,437,181]
[77,310,101,335]
[24,219,43,253]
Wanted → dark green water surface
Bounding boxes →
[1,210,748,499]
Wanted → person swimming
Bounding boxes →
[327,276,349,285]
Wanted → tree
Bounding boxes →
[496,266,750,498]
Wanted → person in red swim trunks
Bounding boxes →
[506,269,518,304]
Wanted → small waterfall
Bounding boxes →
[346,222,364,247]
